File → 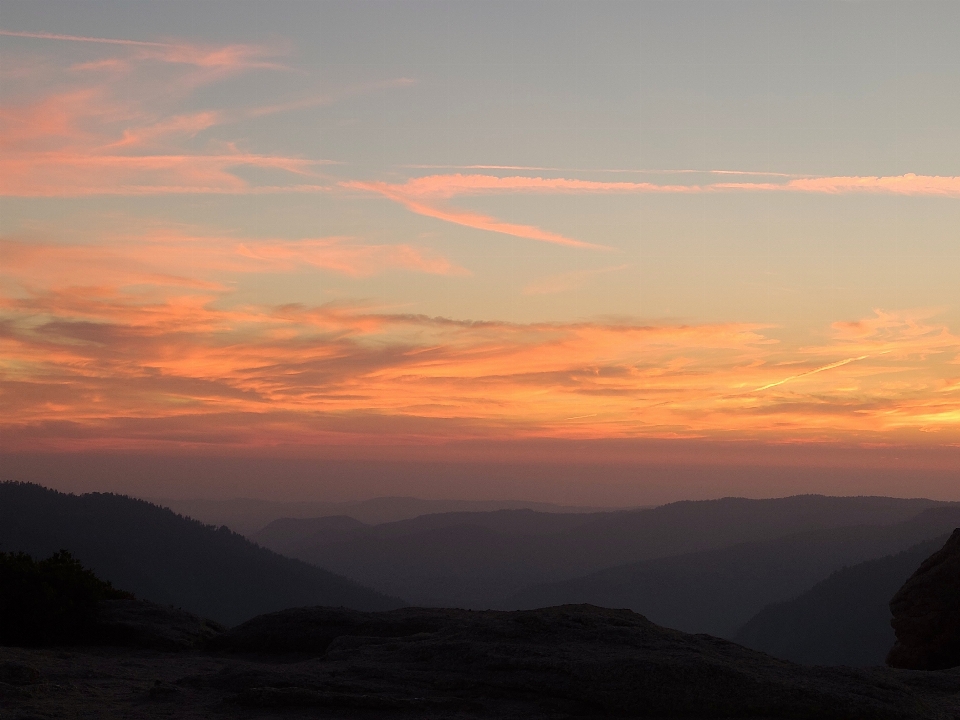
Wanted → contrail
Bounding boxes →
[0,29,173,48]
[752,354,870,393]
[399,164,798,177]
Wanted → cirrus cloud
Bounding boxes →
[344,172,960,248]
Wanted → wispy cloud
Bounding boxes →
[0,31,413,196]
[716,174,960,197]
[360,172,960,200]
[348,174,698,200]
[344,172,960,248]
[361,186,606,249]
[1,232,467,288]
[0,150,330,196]
[0,29,289,73]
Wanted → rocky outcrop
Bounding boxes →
[210,604,945,719]
[4,603,960,718]
[97,599,224,650]
[887,528,960,670]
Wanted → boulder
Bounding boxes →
[887,528,960,670]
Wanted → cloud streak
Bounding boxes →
[1,232,467,289]
[346,182,604,249]
[344,172,959,248]
[357,173,960,200]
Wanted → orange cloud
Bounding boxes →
[2,267,958,453]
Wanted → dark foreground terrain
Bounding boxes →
[2,602,959,720]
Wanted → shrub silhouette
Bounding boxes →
[0,550,130,646]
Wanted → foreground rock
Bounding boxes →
[888,528,960,670]
[96,598,224,650]
[6,604,958,719]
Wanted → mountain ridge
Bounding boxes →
[0,482,405,626]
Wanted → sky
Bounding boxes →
[1,1,958,502]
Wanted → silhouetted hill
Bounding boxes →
[5,603,959,718]
[0,483,404,625]
[505,507,960,637]
[273,495,951,608]
[735,535,950,666]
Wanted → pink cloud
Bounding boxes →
[357,172,960,200]
[0,30,291,195]
[0,151,330,196]
[1,233,467,289]
[104,111,224,149]
[0,79,327,195]
[343,178,622,249]
[383,193,605,249]
[0,36,415,197]
[344,172,959,248]
[784,174,960,197]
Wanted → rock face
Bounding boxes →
[888,528,960,670]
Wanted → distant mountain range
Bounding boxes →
[0,483,404,626]
[252,495,953,612]
[6,482,957,668]
[507,508,960,638]
[151,495,617,535]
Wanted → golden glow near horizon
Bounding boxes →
[1,6,959,457]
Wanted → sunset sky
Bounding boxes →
[1,2,958,502]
